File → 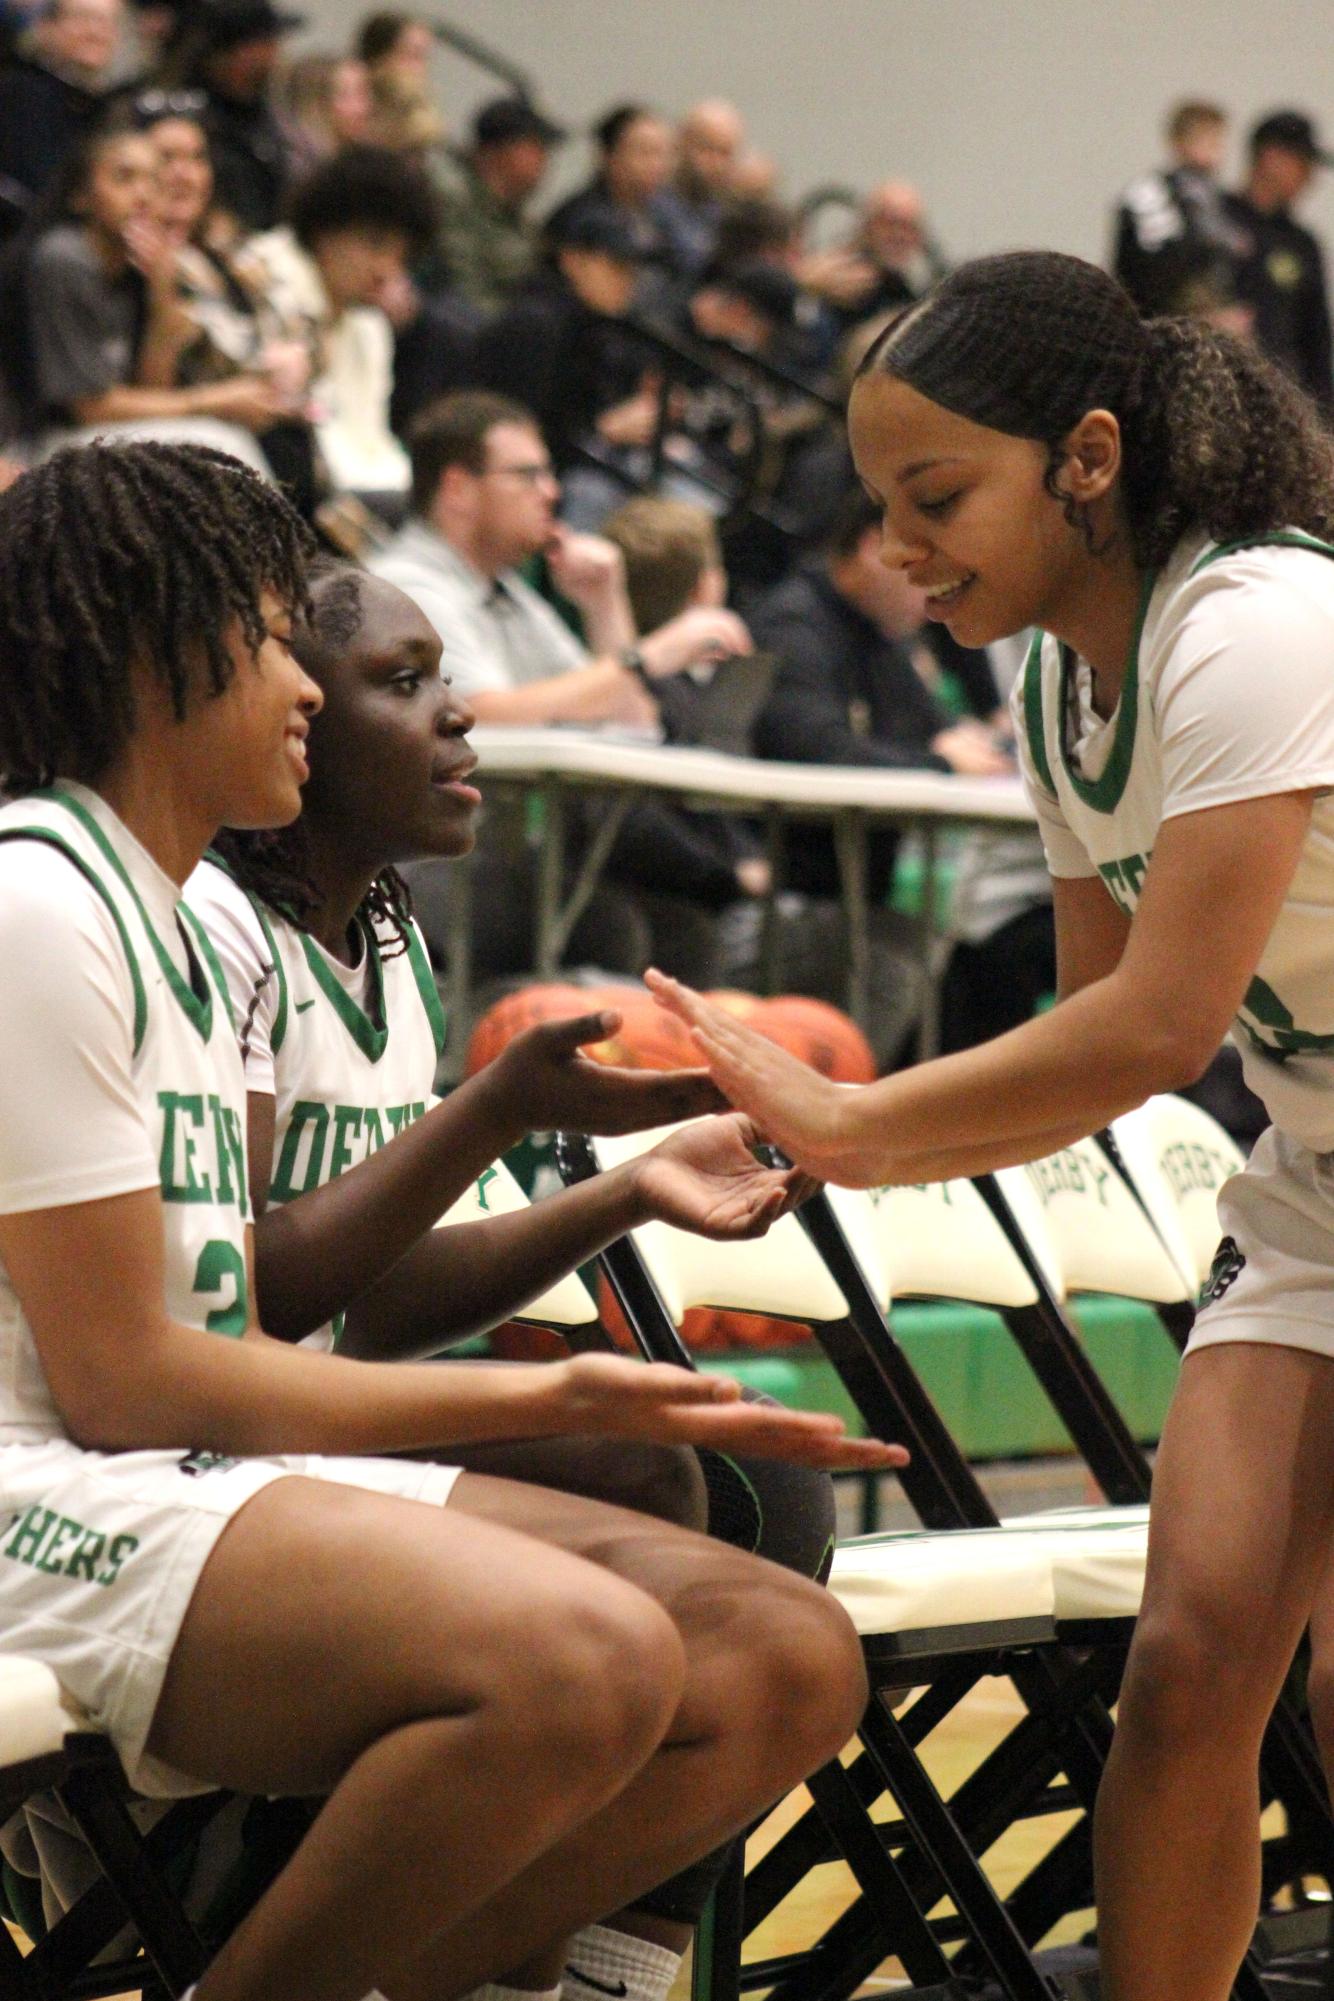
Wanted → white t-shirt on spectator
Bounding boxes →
[1013,530,1334,1147]
[244,228,408,496]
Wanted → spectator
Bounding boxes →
[431,94,565,317]
[135,91,322,507]
[546,101,679,276]
[369,390,757,976]
[356,7,442,155]
[0,0,123,217]
[807,180,943,329]
[369,389,749,724]
[19,109,281,459]
[473,209,660,478]
[752,488,1009,875]
[656,97,744,275]
[1224,109,1334,408]
[747,488,1011,1054]
[730,149,779,201]
[246,141,436,503]
[603,491,727,634]
[1112,99,1245,318]
[275,50,373,175]
[173,0,302,237]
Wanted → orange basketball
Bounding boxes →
[597,1279,807,1355]
[750,995,876,1083]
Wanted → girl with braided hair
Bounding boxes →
[0,440,891,2001]
[649,248,1334,2001]
[188,559,849,2001]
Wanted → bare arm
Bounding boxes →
[463,662,658,728]
[339,1115,811,1359]
[70,376,285,432]
[650,791,1314,1186]
[248,1011,726,1342]
[0,1190,902,1470]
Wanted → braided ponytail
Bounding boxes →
[859,251,1334,569]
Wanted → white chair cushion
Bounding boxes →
[1001,1505,1149,1621]
[1006,1135,1196,1304]
[828,1524,1056,1638]
[0,1655,83,1765]
[828,1173,1062,1311]
[435,1158,597,1329]
[593,1124,849,1326]
[1109,1095,1245,1292]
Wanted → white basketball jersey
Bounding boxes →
[186,860,446,1345]
[0,790,251,1439]
[1018,532,1334,1150]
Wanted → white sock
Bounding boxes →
[564,1924,683,2001]
[463,1985,561,2001]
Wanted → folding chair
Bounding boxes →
[822,1104,1330,1974]
[558,1126,1133,2001]
[562,1115,1324,2001]
[1099,1092,1248,1348]
[0,1656,225,1999]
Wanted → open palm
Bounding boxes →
[645,973,857,1180]
[635,1113,815,1240]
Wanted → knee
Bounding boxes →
[1118,1600,1272,1756]
[736,1575,868,1780]
[519,1580,687,1790]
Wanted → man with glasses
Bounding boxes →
[371,388,748,725]
[370,389,758,978]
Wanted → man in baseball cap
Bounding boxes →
[432,94,566,316]
[178,0,304,232]
[1223,108,1334,407]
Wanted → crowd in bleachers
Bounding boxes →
[0,0,1329,1095]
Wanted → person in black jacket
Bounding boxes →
[751,487,1010,902]
[473,209,659,475]
[1224,109,1334,410]
[0,0,121,225]
[1111,100,1245,318]
[171,0,301,235]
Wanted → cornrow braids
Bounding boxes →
[0,441,313,793]
[859,251,1334,570]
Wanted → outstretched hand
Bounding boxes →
[557,1352,908,1472]
[644,971,858,1179]
[494,1011,726,1136]
[634,1112,818,1240]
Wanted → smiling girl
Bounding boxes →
[0,442,890,2001]
[650,249,1334,2001]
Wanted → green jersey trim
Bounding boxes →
[1054,570,1156,816]
[403,919,446,1059]
[1189,530,1334,575]
[180,903,236,1034]
[297,920,390,1064]
[0,828,148,1055]
[39,787,215,1041]
[201,848,290,1064]
[1021,631,1056,797]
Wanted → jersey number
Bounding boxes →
[192,1239,248,1339]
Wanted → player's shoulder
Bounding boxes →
[0,799,129,935]
[1147,532,1334,685]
